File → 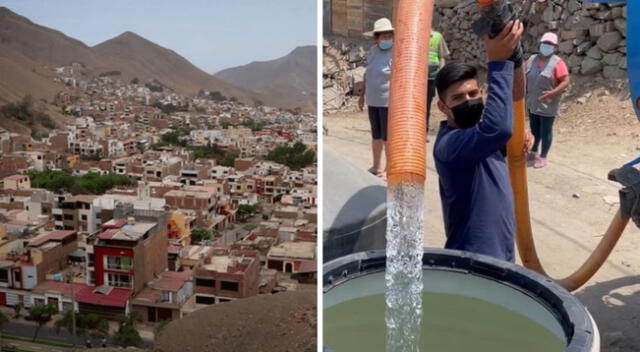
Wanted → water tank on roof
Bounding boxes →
[322,150,386,263]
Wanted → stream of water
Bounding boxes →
[385,183,425,351]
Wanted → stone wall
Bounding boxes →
[437,0,627,78]
[323,0,629,112]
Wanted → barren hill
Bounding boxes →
[92,31,266,103]
[0,7,104,68]
[215,45,317,112]
[0,6,275,109]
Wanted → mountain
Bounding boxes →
[0,7,104,69]
[0,6,273,108]
[215,46,317,112]
[92,32,265,103]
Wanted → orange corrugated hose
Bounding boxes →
[471,0,630,292]
[507,96,630,291]
[386,0,628,292]
[386,0,433,187]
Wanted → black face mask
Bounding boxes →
[449,98,484,129]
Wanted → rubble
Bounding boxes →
[323,37,369,112]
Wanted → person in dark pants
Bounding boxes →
[426,30,450,141]
[358,18,394,179]
[525,32,570,168]
[433,20,526,262]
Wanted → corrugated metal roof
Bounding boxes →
[28,230,76,247]
[75,285,132,308]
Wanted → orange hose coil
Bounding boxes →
[386,0,433,186]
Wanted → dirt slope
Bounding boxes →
[154,291,316,352]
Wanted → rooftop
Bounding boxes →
[97,222,156,242]
[66,195,98,203]
[28,230,76,247]
[75,285,132,308]
[268,242,315,260]
[3,175,27,181]
[164,189,213,199]
[32,280,89,298]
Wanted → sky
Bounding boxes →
[0,0,317,73]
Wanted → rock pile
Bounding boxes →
[437,0,627,79]
[323,37,369,112]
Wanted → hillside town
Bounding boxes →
[0,60,317,345]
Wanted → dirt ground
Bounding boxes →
[79,291,315,352]
[324,88,640,351]
[153,291,316,352]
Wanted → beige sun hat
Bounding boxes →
[364,17,394,37]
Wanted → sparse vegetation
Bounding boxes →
[130,77,139,85]
[190,228,212,244]
[243,224,258,231]
[0,96,57,129]
[27,170,133,195]
[114,313,142,348]
[13,304,23,319]
[206,91,227,102]
[266,142,315,170]
[241,118,265,131]
[152,130,238,163]
[98,71,122,77]
[146,82,163,92]
[55,311,109,343]
[31,131,49,141]
[237,203,261,222]
[26,304,57,341]
[155,319,172,335]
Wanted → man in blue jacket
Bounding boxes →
[433,20,525,262]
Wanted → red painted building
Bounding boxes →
[79,211,168,319]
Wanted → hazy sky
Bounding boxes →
[0,0,317,73]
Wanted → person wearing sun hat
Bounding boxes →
[358,17,394,179]
[525,32,570,169]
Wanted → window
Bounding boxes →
[107,273,132,288]
[220,281,238,292]
[13,271,20,283]
[195,295,215,305]
[63,214,74,221]
[105,256,132,271]
[0,270,8,283]
[195,278,215,288]
[81,214,87,221]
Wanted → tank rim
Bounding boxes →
[323,249,595,352]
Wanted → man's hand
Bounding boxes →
[524,130,534,154]
[484,20,523,63]
[539,90,553,102]
[358,95,365,111]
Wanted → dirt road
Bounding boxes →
[324,92,640,351]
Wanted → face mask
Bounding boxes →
[539,43,555,57]
[379,40,393,50]
[449,98,484,129]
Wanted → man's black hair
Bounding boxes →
[435,63,478,102]
[374,31,393,39]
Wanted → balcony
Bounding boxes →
[105,263,132,272]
